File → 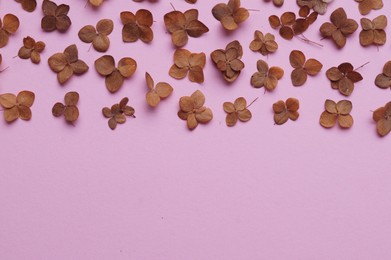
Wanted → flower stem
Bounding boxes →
[354,61,370,71]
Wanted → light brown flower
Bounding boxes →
[375,61,391,90]
[211,40,244,83]
[145,72,173,107]
[296,0,333,15]
[355,0,383,15]
[41,0,71,32]
[212,0,249,31]
[249,31,278,56]
[359,15,387,47]
[164,9,209,47]
[48,44,89,85]
[223,97,253,127]
[121,10,154,43]
[320,8,358,48]
[326,62,363,96]
[169,49,206,83]
[273,98,299,125]
[0,14,20,48]
[289,50,322,86]
[319,100,353,129]
[102,97,135,130]
[95,55,137,93]
[0,91,35,123]
[251,59,284,91]
[373,102,391,137]
[15,0,37,12]
[18,36,45,64]
[78,19,113,52]
[178,90,213,130]
[52,91,79,123]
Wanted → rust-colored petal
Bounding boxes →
[52,102,65,117]
[17,91,35,107]
[4,106,19,122]
[320,111,337,128]
[57,65,74,84]
[95,55,115,76]
[338,114,353,128]
[105,69,124,93]
[64,91,79,106]
[64,106,79,123]
[118,57,137,78]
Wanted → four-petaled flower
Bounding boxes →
[0,90,35,123]
[373,101,391,137]
[223,97,253,127]
[102,97,135,130]
[178,90,213,130]
[41,0,71,32]
[319,99,354,129]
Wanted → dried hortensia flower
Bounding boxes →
[41,0,71,32]
[211,40,244,83]
[88,0,104,7]
[289,50,322,86]
[0,14,20,48]
[355,0,383,15]
[319,99,353,129]
[48,44,89,85]
[269,6,318,40]
[78,19,113,52]
[359,15,387,47]
[145,72,173,107]
[121,10,154,43]
[296,0,333,15]
[375,61,391,90]
[0,91,35,123]
[272,0,284,7]
[249,31,278,56]
[326,62,364,96]
[373,101,391,137]
[223,97,255,127]
[15,0,37,12]
[320,8,358,48]
[95,55,137,93]
[212,0,249,31]
[251,60,284,91]
[18,36,46,64]
[102,97,135,130]
[52,91,79,123]
[178,90,213,130]
[169,49,206,83]
[164,9,209,47]
[273,98,299,125]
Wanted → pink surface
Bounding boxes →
[1,1,391,259]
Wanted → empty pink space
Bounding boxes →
[1,0,391,259]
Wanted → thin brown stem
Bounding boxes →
[247,9,260,12]
[0,66,9,72]
[297,35,323,47]
[354,61,370,71]
[13,55,18,59]
[88,43,93,52]
[170,2,176,11]
[246,97,259,109]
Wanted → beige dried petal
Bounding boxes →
[118,57,137,78]
[155,83,173,98]
[320,111,337,128]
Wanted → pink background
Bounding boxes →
[1,0,391,259]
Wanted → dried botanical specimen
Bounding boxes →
[48,44,89,85]
[251,60,284,91]
[272,0,284,7]
[355,0,383,15]
[211,40,244,83]
[0,14,20,48]
[273,98,299,125]
[121,10,154,43]
[269,7,317,40]
[320,8,358,48]
[169,49,206,83]
[95,55,137,93]
[296,0,333,15]
[212,0,249,31]
[249,31,278,56]
[375,61,391,89]
[289,50,322,86]
[18,36,46,64]
[0,91,35,123]
[164,9,209,47]
[359,15,387,47]
[223,97,254,127]
[373,102,391,137]
[145,72,173,107]
[15,0,37,12]
[52,91,79,123]
[326,63,363,96]
[102,97,135,130]
[41,0,71,32]
[178,90,213,130]
[89,0,104,7]
[78,19,113,52]
[319,99,353,129]
[185,0,197,3]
